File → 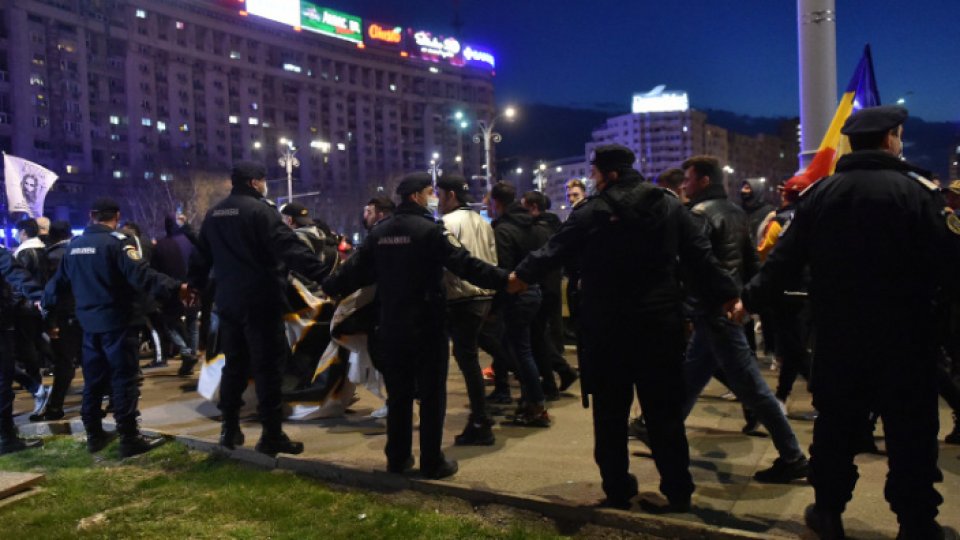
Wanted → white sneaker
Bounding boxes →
[369,405,388,419]
[32,385,51,416]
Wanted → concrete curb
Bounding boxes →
[20,421,787,539]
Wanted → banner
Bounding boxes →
[3,154,58,218]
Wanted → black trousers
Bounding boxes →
[80,326,141,433]
[0,324,18,432]
[477,309,516,393]
[774,298,812,401]
[218,309,286,434]
[531,286,573,393]
[48,317,81,412]
[587,321,693,503]
[446,299,491,418]
[380,334,449,470]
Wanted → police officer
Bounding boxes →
[512,145,740,511]
[0,249,45,454]
[323,173,519,479]
[745,106,960,539]
[43,198,185,457]
[188,162,331,457]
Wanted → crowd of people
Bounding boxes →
[0,105,958,538]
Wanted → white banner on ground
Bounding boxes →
[3,154,58,218]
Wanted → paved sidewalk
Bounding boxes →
[13,350,960,539]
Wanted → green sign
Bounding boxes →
[300,2,362,44]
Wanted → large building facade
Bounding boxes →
[542,90,799,216]
[0,0,497,234]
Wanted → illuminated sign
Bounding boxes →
[631,85,689,113]
[366,22,402,46]
[245,0,300,27]
[300,3,362,44]
[463,45,495,69]
[411,29,461,60]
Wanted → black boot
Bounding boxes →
[219,419,245,450]
[945,414,960,445]
[86,425,118,453]
[255,430,304,456]
[118,428,166,458]
[0,425,43,455]
[421,454,458,480]
[177,354,198,377]
[454,415,495,446]
[804,504,846,539]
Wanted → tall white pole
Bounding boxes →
[797,0,838,169]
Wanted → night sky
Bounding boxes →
[321,0,959,122]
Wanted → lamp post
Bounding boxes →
[278,138,299,203]
[473,106,516,192]
[454,110,468,175]
[428,152,442,187]
[534,162,548,192]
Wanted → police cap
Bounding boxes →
[231,161,267,186]
[590,144,636,172]
[436,174,474,203]
[840,105,908,136]
[280,202,313,226]
[90,197,120,213]
[396,173,433,198]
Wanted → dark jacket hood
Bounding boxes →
[835,150,932,178]
[740,178,768,211]
[600,172,670,229]
[496,202,534,229]
[230,184,264,199]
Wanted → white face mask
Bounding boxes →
[426,196,439,213]
[257,181,268,198]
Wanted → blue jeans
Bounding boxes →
[503,288,544,405]
[683,314,804,462]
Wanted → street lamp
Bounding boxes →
[428,152,442,187]
[473,105,517,192]
[278,140,300,203]
[534,162,548,192]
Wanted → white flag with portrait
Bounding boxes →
[3,154,58,218]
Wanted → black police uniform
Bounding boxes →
[43,221,181,449]
[0,248,44,454]
[323,192,507,476]
[188,180,330,454]
[745,108,960,535]
[515,149,738,508]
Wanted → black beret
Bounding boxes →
[590,144,636,172]
[90,197,120,213]
[280,202,313,225]
[840,105,908,136]
[231,161,267,185]
[436,174,474,202]
[396,172,433,198]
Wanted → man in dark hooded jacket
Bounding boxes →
[739,178,775,245]
[513,145,740,512]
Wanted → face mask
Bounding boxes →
[426,196,439,213]
[258,181,268,198]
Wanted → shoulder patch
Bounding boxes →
[947,212,960,236]
[110,231,127,241]
[906,172,938,192]
[124,246,142,261]
[444,230,463,249]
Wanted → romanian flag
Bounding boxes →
[802,45,881,182]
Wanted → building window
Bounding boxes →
[175,21,185,30]
[228,115,238,124]
[179,123,189,132]
[29,75,44,87]
[113,170,124,179]
[110,115,120,125]
[230,51,241,60]
[144,171,155,180]
[66,165,77,174]
[248,118,258,126]
[160,173,172,182]
[141,117,152,127]
[136,9,147,19]
[157,121,166,132]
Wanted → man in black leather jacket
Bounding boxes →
[514,145,739,512]
[679,155,808,485]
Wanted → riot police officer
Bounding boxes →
[512,145,739,511]
[745,105,960,539]
[188,162,331,456]
[43,198,185,457]
[323,173,519,479]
